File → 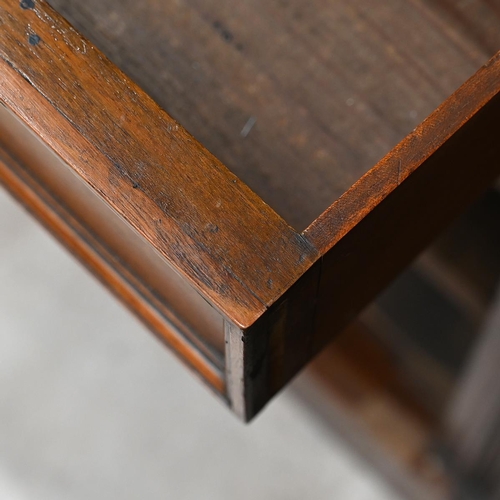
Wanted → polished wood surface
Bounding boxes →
[0,0,317,332]
[0,102,226,378]
[47,0,500,230]
[308,56,500,352]
[247,56,500,417]
[1,0,500,420]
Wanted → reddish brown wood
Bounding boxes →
[46,0,500,230]
[1,0,500,421]
[0,100,233,390]
[0,0,317,331]
[0,101,226,362]
[0,145,226,394]
[305,53,500,368]
[241,54,500,418]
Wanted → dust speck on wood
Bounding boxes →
[20,0,35,10]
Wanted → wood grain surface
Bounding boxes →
[240,53,500,418]
[0,144,227,394]
[0,0,318,331]
[308,53,500,367]
[2,0,500,420]
[47,0,500,229]
[0,99,227,371]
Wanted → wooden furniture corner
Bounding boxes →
[1,0,500,421]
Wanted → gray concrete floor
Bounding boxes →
[0,188,401,500]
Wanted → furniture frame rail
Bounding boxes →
[1,0,500,420]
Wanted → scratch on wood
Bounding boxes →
[240,116,256,138]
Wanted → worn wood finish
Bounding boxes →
[46,0,500,230]
[2,0,500,420]
[305,55,500,363]
[0,144,227,395]
[0,101,230,384]
[0,0,317,418]
[230,261,323,419]
[0,0,317,332]
[242,56,500,417]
